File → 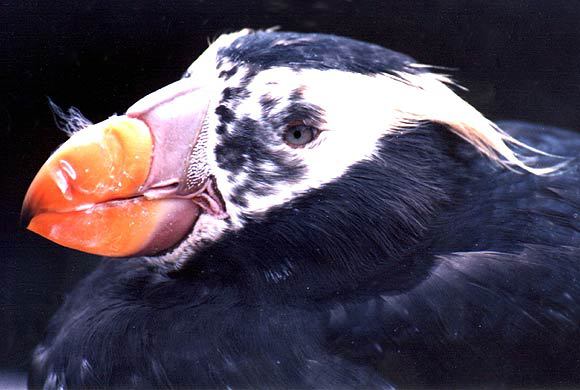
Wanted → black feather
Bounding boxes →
[217,31,418,76]
[29,30,580,388]
[30,120,580,388]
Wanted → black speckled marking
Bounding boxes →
[215,105,235,124]
[212,83,327,208]
[215,141,247,175]
[229,190,249,208]
[219,66,239,80]
[216,124,228,135]
[221,86,251,104]
[215,111,308,207]
[212,43,342,209]
[221,87,234,102]
[259,94,281,120]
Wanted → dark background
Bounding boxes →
[2,0,580,380]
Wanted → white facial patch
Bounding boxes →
[206,62,562,228]
[222,68,404,221]
[145,29,563,263]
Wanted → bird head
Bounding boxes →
[22,29,550,267]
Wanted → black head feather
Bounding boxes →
[29,31,580,389]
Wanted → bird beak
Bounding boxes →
[22,78,216,257]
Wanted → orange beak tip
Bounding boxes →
[21,116,159,257]
[23,199,199,258]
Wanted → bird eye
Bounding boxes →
[283,124,318,147]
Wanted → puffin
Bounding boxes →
[23,29,580,389]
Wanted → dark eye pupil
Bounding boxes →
[284,125,317,147]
